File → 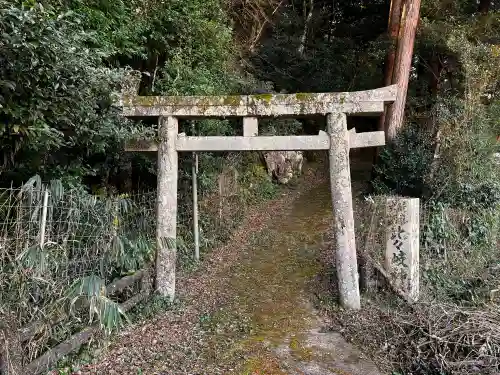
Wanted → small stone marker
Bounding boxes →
[218,167,239,198]
[384,197,420,302]
[218,167,239,220]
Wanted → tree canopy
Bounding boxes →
[1,0,499,196]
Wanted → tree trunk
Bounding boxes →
[378,0,405,132]
[479,0,491,14]
[385,0,421,141]
[298,0,314,57]
[429,53,442,97]
[385,0,405,87]
[119,156,133,193]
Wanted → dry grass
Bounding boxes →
[329,297,500,375]
[320,182,500,375]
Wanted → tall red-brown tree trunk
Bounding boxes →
[385,0,421,141]
[378,0,405,131]
[479,0,491,14]
[385,0,405,87]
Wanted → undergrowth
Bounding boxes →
[351,56,500,375]
[44,150,285,374]
[340,18,500,372]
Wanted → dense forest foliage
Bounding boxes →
[1,0,499,195]
[1,0,500,374]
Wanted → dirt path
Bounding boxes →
[81,161,380,375]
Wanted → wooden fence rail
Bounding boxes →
[1,268,152,375]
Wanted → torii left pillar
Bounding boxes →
[156,116,178,300]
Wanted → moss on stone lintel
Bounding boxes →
[295,93,316,102]
[222,95,244,106]
[124,94,244,108]
[118,85,398,111]
[252,93,274,104]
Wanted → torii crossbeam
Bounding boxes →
[120,85,397,310]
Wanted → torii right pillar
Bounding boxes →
[327,112,361,310]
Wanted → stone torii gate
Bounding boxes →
[120,85,397,310]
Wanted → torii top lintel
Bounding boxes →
[119,85,397,118]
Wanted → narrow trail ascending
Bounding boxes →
[81,161,380,375]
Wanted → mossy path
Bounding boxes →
[81,162,380,375]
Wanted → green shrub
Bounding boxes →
[371,124,434,197]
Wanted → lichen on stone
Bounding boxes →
[223,95,243,106]
[253,93,274,104]
[295,93,315,102]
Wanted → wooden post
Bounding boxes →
[39,189,49,249]
[385,0,421,140]
[218,176,223,223]
[192,151,200,261]
[33,187,50,304]
[156,116,178,300]
[327,113,361,310]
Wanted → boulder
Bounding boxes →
[122,70,141,96]
[263,151,304,184]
